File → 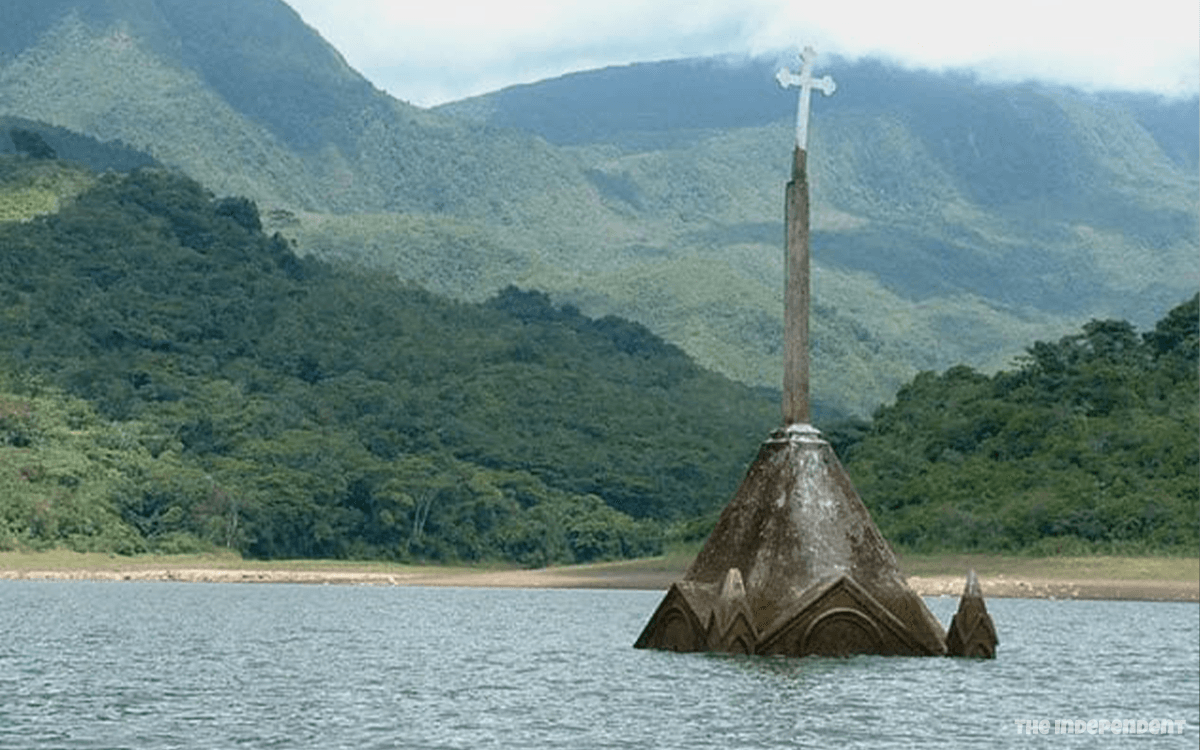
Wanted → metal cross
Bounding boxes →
[776,46,836,151]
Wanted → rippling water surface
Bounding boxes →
[1,581,1196,748]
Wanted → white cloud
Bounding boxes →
[286,0,1199,106]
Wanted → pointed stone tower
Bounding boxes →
[635,424,947,656]
[945,570,999,658]
[635,48,989,658]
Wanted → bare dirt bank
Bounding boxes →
[2,552,1197,601]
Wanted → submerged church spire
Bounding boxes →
[634,48,996,660]
[777,47,835,427]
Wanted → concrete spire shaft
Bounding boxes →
[783,146,811,426]
[777,46,832,427]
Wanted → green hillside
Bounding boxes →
[0,160,776,562]
[365,64,1200,414]
[841,295,1198,555]
[1,159,1194,560]
[1,0,1195,421]
[0,156,92,222]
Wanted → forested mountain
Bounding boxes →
[1,159,1195,559]
[841,296,1198,554]
[1,115,157,172]
[0,160,774,561]
[1,0,1194,416]
[0,3,1196,562]
[440,58,1198,406]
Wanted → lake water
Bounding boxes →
[1,582,1196,749]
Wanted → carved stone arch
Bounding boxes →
[633,584,709,653]
[658,605,704,652]
[799,607,884,656]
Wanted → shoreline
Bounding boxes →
[1,553,1197,601]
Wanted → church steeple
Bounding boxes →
[634,48,997,659]
[777,47,835,427]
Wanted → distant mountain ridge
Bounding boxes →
[439,55,1198,171]
[1,0,1196,416]
[441,56,1198,315]
[0,0,379,151]
[0,0,586,216]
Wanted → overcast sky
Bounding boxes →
[285,0,1199,107]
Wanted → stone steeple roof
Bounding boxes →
[635,425,953,657]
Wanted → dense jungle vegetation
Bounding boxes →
[843,297,1199,555]
[1,160,1196,561]
[0,161,775,563]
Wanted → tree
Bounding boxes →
[214,196,262,232]
[10,129,56,159]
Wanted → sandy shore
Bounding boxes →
[2,559,1196,601]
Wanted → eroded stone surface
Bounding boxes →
[945,569,999,658]
[634,427,949,657]
[635,72,996,657]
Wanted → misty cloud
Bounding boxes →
[286,0,1199,106]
